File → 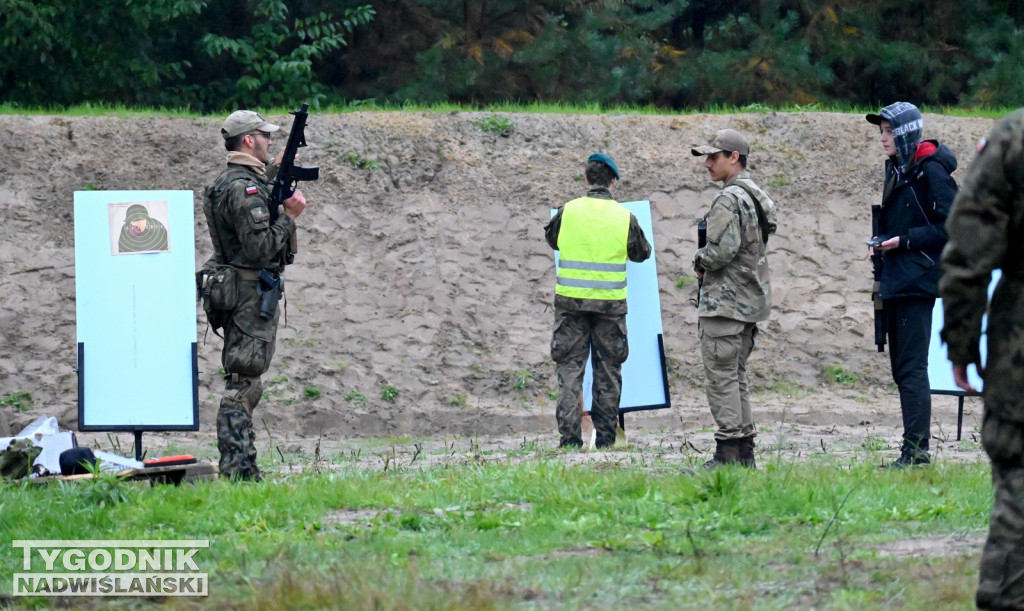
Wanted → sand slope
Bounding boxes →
[0,111,994,446]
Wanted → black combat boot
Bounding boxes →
[737,436,757,469]
[883,437,931,469]
[701,438,741,469]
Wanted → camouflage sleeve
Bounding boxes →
[627,214,651,262]
[694,193,740,272]
[224,181,296,265]
[939,111,1024,365]
[545,207,564,250]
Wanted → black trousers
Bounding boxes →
[884,297,935,447]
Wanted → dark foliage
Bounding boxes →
[1,0,1022,110]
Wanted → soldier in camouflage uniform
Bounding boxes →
[939,109,1024,609]
[545,153,651,449]
[203,110,307,480]
[691,129,776,468]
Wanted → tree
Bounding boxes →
[0,0,206,107]
[199,0,374,109]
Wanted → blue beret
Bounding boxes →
[587,153,620,180]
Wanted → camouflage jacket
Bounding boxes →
[940,109,1024,420]
[203,162,295,274]
[693,172,776,322]
[545,186,652,315]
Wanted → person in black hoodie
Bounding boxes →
[866,102,958,468]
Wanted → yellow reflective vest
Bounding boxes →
[555,196,631,301]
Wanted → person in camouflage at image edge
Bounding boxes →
[691,129,777,468]
[939,109,1024,610]
[203,110,307,480]
[545,153,651,449]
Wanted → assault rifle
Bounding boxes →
[695,218,707,306]
[870,204,886,352]
[269,102,320,265]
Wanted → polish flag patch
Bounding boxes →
[245,186,259,195]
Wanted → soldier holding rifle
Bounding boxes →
[200,107,316,481]
[691,129,776,469]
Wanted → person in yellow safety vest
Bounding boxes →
[544,153,652,449]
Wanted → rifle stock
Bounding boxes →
[269,103,320,265]
[870,204,886,352]
[696,219,707,306]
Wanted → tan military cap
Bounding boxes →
[691,129,751,156]
[221,110,280,140]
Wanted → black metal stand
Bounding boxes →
[957,395,964,442]
[134,431,144,462]
[934,390,972,442]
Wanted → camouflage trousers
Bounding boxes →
[699,317,758,441]
[551,307,628,448]
[978,460,1024,609]
[216,278,280,481]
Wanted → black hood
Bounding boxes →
[913,140,958,175]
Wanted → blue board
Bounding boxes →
[74,191,198,429]
[552,200,670,412]
[929,270,1000,394]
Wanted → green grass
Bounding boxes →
[471,114,515,136]
[675,275,697,289]
[0,451,991,608]
[0,391,33,411]
[510,368,533,392]
[824,364,860,387]
[345,390,367,405]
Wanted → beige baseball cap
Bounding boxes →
[221,110,280,140]
[691,128,750,156]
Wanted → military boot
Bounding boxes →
[701,438,741,469]
[217,408,262,481]
[883,437,930,469]
[737,436,757,469]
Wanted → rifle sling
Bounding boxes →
[731,181,771,246]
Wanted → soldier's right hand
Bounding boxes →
[283,189,306,219]
[982,411,1024,464]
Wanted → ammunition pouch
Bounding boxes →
[197,264,244,331]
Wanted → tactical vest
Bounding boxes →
[555,197,631,301]
[203,165,278,271]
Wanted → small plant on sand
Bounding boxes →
[511,369,532,392]
[769,380,811,398]
[343,151,380,171]
[861,435,888,452]
[445,395,467,407]
[824,364,859,387]
[381,385,399,402]
[345,391,367,405]
[0,391,33,411]
[304,386,321,399]
[675,276,697,289]
[472,115,515,137]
